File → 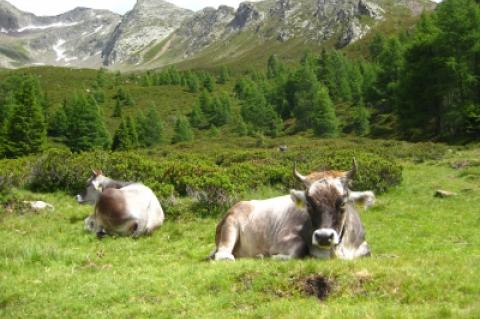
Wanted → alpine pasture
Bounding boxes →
[1,139,479,318]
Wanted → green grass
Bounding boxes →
[1,145,479,318]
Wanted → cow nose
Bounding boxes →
[315,233,332,246]
[313,229,339,247]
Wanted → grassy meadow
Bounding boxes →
[1,139,479,318]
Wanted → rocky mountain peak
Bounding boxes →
[102,0,193,65]
[229,2,264,30]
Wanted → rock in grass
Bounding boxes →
[22,201,55,211]
[434,190,457,198]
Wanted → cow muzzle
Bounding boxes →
[313,229,339,247]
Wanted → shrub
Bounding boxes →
[1,144,403,215]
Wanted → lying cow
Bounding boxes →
[210,160,370,261]
[76,170,164,237]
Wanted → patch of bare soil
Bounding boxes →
[302,275,334,301]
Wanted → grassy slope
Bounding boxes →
[0,67,237,139]
[1,146,479,318]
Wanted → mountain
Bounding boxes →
[102,0,193,66]
[0,0,434,69]
[0,0,121,68]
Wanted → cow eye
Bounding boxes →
[336,198,346,211]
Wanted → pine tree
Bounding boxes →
[349,63,364,106]
[65,94,110,152]
[290,64,320,131]
[137,105,164,147]
[186,73,200,93]
[48,104,69,137]
[232,113,248,136]
[0,91,15,157]
[203,74,215,92]
[5,76,47,158]
[112,117,130,151]
[241,85,282,137]
[210,93,231,127]
[351,105,370,136]
[395,0,480,139]
[189,103,207,128]
[124,91,134,106]
[172,116,194,144]
[369,33,386,62]
[311,86,338,137]
[217,65,230,84]
[112,98,123,118]
[267,55,285,79]
[125,116,139,149]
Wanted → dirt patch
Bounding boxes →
[302,275,334,301]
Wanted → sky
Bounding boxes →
[6,0,259,16]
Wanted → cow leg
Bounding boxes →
[214,217,239,261]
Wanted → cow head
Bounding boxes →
[290,159,357,249]
[76,169,107,204]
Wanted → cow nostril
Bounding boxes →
[329,233,334,239]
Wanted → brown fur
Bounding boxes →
[95,188,130,231]
[304,170,347,185]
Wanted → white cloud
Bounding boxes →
[6,0,262,16]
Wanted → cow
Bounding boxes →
[76,170,164,238]
[210,159,370,261]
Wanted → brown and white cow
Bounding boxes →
[210,160,370,261]
[76,170,164,237]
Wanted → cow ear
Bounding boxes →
[92,169,103,177]
[290,190,307,208]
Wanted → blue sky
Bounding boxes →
[7,0,260,15]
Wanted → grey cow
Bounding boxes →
[210,160,371,261]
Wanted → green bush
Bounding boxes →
[0,144,403,215]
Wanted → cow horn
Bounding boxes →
[293,162,311,187]
[346,157,357,180]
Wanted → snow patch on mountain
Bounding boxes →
[53,39,66,61]
[17,22,80,32]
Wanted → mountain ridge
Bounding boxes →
[0,0,434,69]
